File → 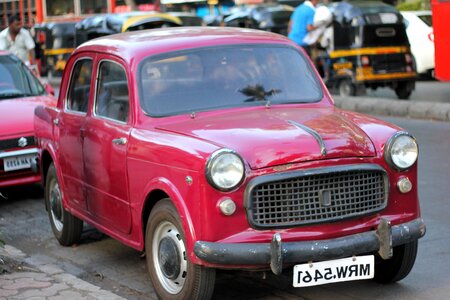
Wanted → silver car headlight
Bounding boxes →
[385,132,418,170]
[206,149,245,191]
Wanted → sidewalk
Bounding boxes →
[0,245,125,300]
[334,95,450,122]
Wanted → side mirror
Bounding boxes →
[45,82,55,96]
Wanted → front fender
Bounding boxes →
[137,176,197,255]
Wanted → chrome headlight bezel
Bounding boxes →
[206,149,245,192]
[384,131,418,171]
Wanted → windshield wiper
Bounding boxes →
[240,84,281,103]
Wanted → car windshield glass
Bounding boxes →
[0,55,45,99]
[138,45,322,117]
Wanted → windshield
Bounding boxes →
[0,55,45,99]
[138,45,322,117]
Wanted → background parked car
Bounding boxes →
[0,51,55,188]
[401,11,435,77]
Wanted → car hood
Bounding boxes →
[156,107,377,170]
[0,96,56,138]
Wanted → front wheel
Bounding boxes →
[146,199,216,300]
[45,163,83,246]
[373,241,418,283]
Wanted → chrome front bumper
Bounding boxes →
[194,218,426,275]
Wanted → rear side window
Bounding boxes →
[95,60,129,123]
[66,59,92,113]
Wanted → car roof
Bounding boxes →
[75,27,293,63]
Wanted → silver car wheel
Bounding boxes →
[49,177,64,232]
[152,220,187,294]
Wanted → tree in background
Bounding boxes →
[396,0,431,11]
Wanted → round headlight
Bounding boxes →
[385,132,418,170]
[206,149,245,191]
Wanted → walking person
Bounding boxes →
[288,0,317,56]
[0,14,35,65]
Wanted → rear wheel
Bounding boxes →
[146,199,216,300]
[339,79,355,97]
[45,163,83,246]
[395,82,413,100]
[374,241,418,283]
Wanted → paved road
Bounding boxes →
[0,116,449,299]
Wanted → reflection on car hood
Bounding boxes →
[156,107,377,169]
[0,96,56,138]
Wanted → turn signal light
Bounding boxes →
[219,198,237,216]
[405,54,413,65]
[397,177,412,194]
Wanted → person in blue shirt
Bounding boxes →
[288,0,317,56]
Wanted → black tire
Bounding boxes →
[45,163,83,246]
[145,199,216,300]
[339,79,355,97]
[374,241,418,283]
[395,82,413,100]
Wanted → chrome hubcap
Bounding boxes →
[152,221,187,294]
[49,178,63,232]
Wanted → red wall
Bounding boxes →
[432,0,450,81]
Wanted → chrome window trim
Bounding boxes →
[64,56,94,114]
[93,58,130,125]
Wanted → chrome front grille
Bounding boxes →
[245,165,388,229]
[0,136,36,151]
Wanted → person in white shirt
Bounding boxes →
[0,15,35,65]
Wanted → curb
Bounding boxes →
[334,96,450,122]
[0,244,125,299]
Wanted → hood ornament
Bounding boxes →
[18,137,28,148]
[288,120,327,156]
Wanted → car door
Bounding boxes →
[83,57,132,234]
[58,55,95,210]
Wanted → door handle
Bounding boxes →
[53,118,59,126]
[112,137,127,145]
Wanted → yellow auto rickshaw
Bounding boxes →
[318,1,416,99]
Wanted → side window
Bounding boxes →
[95,61,129,123]
[67,59,93,113]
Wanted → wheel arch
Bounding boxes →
[140,178,197,253]
[41,149,54,188]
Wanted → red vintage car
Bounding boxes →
[0,51,55,189]
[34,28,425,299]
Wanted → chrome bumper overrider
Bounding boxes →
[194,218,426,275]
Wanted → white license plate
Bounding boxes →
[293,255,374,287]
[3,154,36,172]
